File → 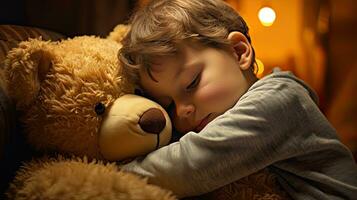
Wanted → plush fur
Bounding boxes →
[5,36,125,157]
[7,157,175,200]
[3,25,175,200]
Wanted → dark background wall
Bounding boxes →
[0,0,137,37]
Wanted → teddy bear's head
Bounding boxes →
[3,26,172,161]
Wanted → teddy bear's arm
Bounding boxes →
[7,157,177,200]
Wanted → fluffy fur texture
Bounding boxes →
[7,157,175,200]
[4,36,130,158]
[107,24,131,43]
[3,25,175,200]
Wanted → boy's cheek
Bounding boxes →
[197,82,231,103]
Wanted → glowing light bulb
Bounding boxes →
[258,6,276,27]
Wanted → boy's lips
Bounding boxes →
[195,114,211,132]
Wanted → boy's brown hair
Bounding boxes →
[119,0,256,85]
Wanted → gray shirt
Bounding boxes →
[122,70,357,199]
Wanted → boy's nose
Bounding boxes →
[176,103,195,118]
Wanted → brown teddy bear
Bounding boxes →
[3,25,175,200]
[2,25,290,200]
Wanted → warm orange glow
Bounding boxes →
[255,59,265,78]
[258,6,276,27]
[236,0,303,77]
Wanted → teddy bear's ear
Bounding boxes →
[107,24,130,43]
[4,39,52,109]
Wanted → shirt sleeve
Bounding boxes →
[121,76,322,197]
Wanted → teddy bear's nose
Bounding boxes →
[139,108,166,134]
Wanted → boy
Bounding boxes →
[119,0,357,199]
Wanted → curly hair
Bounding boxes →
[119,0,256,85]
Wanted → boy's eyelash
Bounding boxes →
[186,73,201,90]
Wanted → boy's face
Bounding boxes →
[139,32,254,134]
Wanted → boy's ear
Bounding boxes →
[4,39,52,109]
[227,31,253,70]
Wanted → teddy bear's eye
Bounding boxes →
[94,102,106,115]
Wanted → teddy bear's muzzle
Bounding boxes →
[138,108,166,135]
[98,94,172,161]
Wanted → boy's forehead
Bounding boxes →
[150,57,172,72]
[140,55,179,84]
[150,42,201,71]
[141,42,205,85]
[149,51,184,73]
[139,43,206,102]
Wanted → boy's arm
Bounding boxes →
[121,76,325,197]
[122,103,288,197]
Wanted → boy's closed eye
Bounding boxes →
[164,69,202,114]
[186,72,201,91]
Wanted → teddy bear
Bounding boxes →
[2,24,290,200]
[2,25,176,200]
